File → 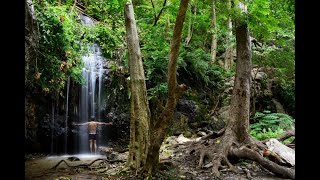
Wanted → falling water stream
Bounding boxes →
[78,15,106,154]
[49,14,107,155]
[51,101,55,154]
[64,76,70,154]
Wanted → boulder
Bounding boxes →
[266,138,295,166]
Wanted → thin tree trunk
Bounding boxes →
[185,7,192,46]
[124,1,151,170]
[151,0,168,26]
[251,67,259,117]
[144,0,189,175]
[211,0,217,63]
[185,3,196,46]
[224,0,233,70]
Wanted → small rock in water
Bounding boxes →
[67,157,80,161]
[197,131,207,137]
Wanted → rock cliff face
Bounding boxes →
[25,0,40,151]
[25,0,39,84]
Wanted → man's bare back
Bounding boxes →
[73,120,113,134]
[88,122,98,134]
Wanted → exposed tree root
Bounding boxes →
[200,128,225,141]
[186,132,294,179]
[51,158,125,170]
[230,146,295,179]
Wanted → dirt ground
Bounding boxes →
[25,137,293,180]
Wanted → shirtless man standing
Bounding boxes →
[73,117,113,154]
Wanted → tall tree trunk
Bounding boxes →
[211,0,217,63]
[224,0,234,70]
[144,0,189,175]
[185,3,196,46]
[124,1,151,170]
[229,20,252,142]
[210,17,253,176]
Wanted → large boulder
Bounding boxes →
[266,138,295,166]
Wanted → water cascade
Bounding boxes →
[51,101,55,154]
[78,15,107,153]
[64,76,70,154]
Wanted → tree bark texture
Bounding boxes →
[144,0,189,175]
[228,20,252,142]
[124,1,151,170]
[224,0,234,70]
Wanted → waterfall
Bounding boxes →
[51,101,55,154]
[64,76,70,154]
[78,15,107,153]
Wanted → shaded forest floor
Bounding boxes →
[25,136,293,180]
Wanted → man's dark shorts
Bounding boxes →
[89,134,97,140]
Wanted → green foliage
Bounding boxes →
[31,1,86,97]
[282,136,294,144]
[28,0,125,99]
[250,111,294,140]
[148,83,168,101]
[85,24,124,59]
[29,0,295,119]
[250,127,285,140]
[180,47,232,89]
[136,17,171,99]
[274,79,295,117]
[80,0,125,60]
[82,0,125,23]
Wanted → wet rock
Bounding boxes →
[203,163,213,168]
[67,157,80,161]
[197,131,207,137]
[176,134,192,144]
[183,131,192,138]
[98,146,113,155]
[251,69,267,81]
[266,138,295,166]
[176,99,197,122]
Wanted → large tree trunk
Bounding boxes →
[210,0,217,63]
[209,17,253,177]
[143,0,189,175]
[196,5,294,179]
[124,1,151,170]
[224,0,234,70]
[229,20,252,142]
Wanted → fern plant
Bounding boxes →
[250,111,294,140]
